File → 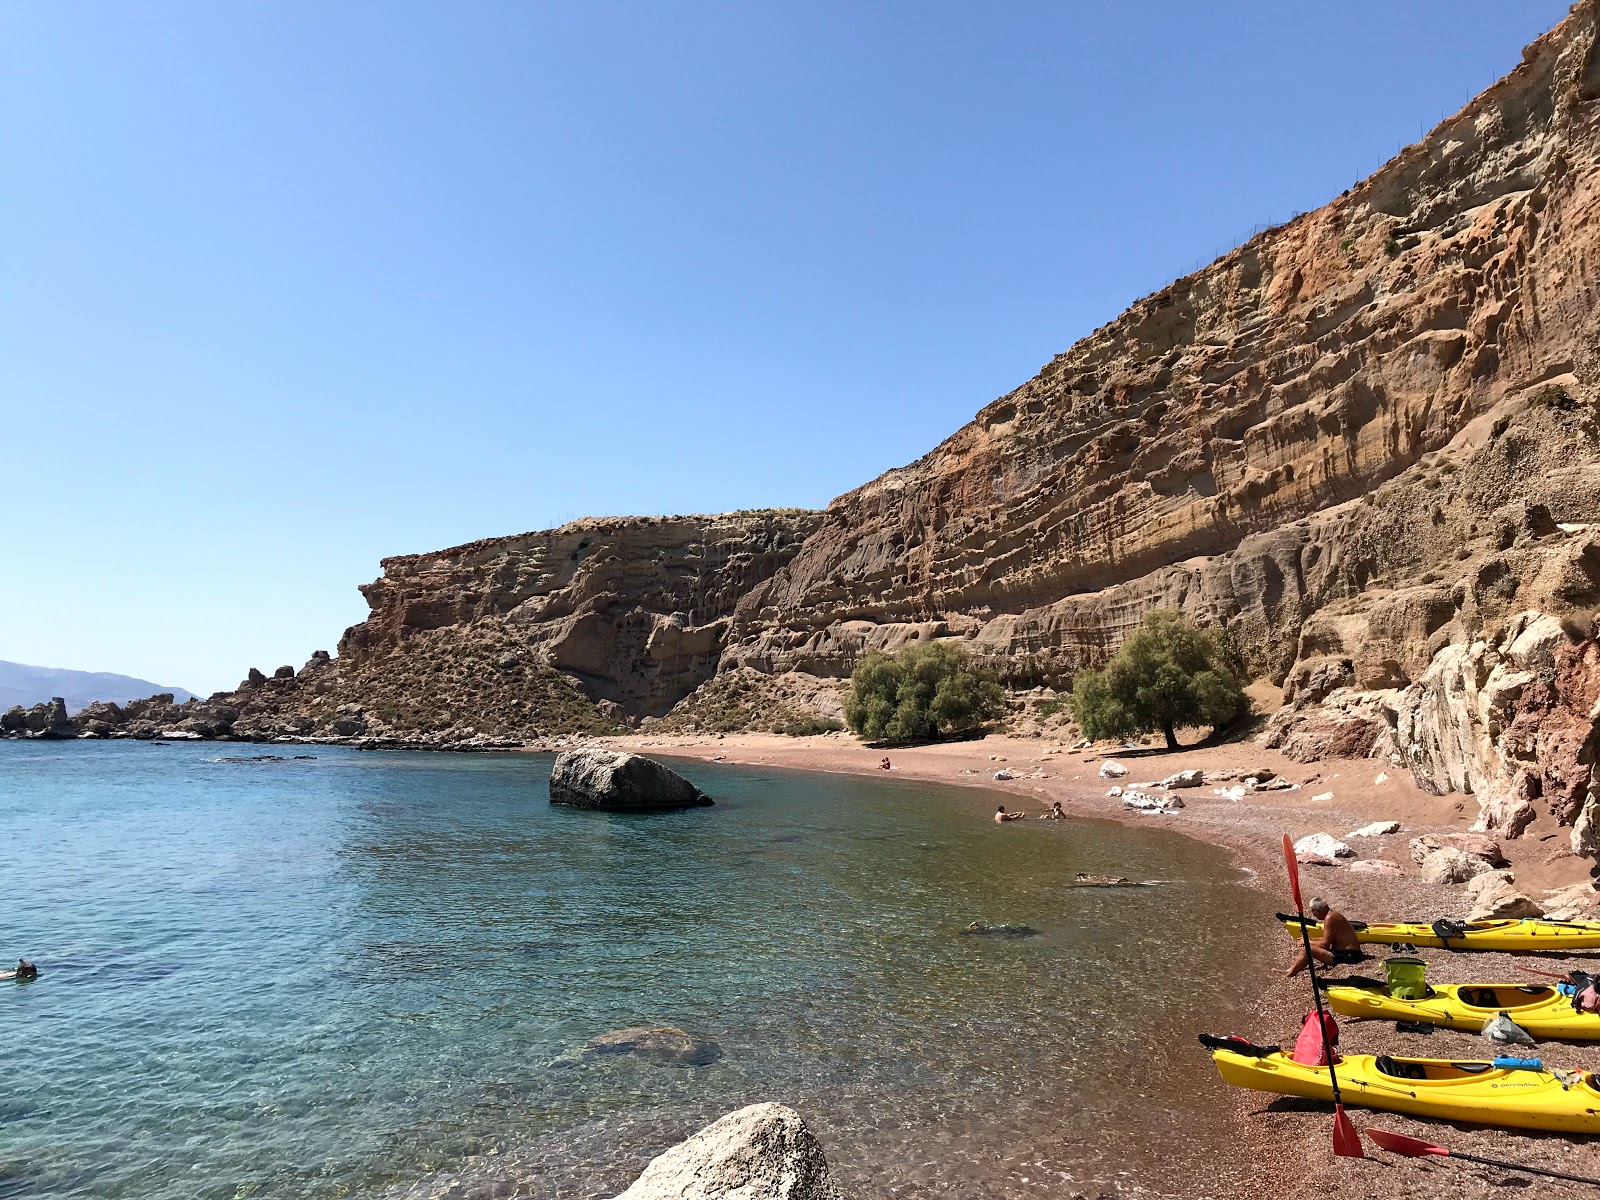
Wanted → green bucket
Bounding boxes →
[1385,956,1428,1000]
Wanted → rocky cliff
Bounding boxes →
[724,7,1600,689]
[14,6,1600,845]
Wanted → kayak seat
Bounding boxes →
[1463,987,1501,1008]
[1376,1056,1428,1080]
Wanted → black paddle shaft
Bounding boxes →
[1450,1151,1600,1187]
[1293,904,1347,1105]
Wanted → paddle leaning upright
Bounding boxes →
[1283,833,1364,1157]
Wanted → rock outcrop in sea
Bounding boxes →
[11,6,1600,865]
[549,749,713,810]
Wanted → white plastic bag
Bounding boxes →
[1482,1011,1536,1046]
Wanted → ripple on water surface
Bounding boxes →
[0,742,1272,1199]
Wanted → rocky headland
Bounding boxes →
[10,7,1600,882]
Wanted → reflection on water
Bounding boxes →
[1,743,1272,1199]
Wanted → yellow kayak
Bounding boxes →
[1202,1035,1600,1133]
[1278,912,1600,952]
[1326,981,1600,1039]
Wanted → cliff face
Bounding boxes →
[724,5,1600,689]
[214,510,824,745]
[20,8,1599,827]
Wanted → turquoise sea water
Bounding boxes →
[1,742,1273,1199]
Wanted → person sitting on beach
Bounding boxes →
[1040,801,1066,820]
[1285,898,1364,978]
[3,959,37,981]
[880,757,892,770]
[994,805,1025,823]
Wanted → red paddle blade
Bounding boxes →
[1333,1107,1364,1157]
[1282,833,1305,913]
[1367,1128,1445,1158]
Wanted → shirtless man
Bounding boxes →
[1285,898,1364,978]
[2,959,38,981]
[994,805,1025,823]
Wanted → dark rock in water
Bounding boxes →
[583,1025,722,1067]
[611,1102,840,1199]
[960,922,1040,939]
[549,749,713,811]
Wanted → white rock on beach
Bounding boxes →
[1463,869,1515,898]
[1409,833,1506,867]
[1467,879,1545,921]
[1543,882,1600,920]
[1347,821,1401,838]
[1293,833,1355,860]
[1098,761,1128,779]
[1420,847,1497,885]
[1348,860,1403,876]
[611,1102,841,1200]
[1160,769,1204,789]
[1124,790,1184,813]
[1104,786,1123,798]
[1311,792,1334,802]
[992,769,1014,780]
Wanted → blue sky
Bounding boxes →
[1,0,1572,696]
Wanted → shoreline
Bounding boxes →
[602,730,1600,1198]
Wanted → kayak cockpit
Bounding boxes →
[1374,1055,1496,1082]
[1451,985,1555,1010]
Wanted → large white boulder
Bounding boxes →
[1098,760,1128,779]
[1420,847,1497,885]
[1160,769,1204,789]
[1467,879,1545,921]
[1347,821,1401,838]
[612,1103,841,1200]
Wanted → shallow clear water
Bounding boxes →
[1,742,1272,1199]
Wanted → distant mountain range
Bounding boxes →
[0,661,195,713]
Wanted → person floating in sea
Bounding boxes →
[1285,898,1365,978]
[2,959,38,981]
[994,804,1026,823]
[1040,801,1066,820]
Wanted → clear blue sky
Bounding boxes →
[1,1,1572,696]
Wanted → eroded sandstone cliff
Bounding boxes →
[724,8,1600,688]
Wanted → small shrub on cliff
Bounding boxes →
[1069,611,1248,751]
[844,641,1004,741]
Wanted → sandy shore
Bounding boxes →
[596,730,1600,1198]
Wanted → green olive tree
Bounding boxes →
[843,641,1005,741]
[1070,611,1248,750]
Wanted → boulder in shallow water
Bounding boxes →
[583,1025,722,1067]
[549,749,713,810]
[611,1102,840,1200]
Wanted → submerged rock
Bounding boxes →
[549,749,713,810]
[582,1025,722,1067]
[960,922,1040,938]
[611,1102,840,1200]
